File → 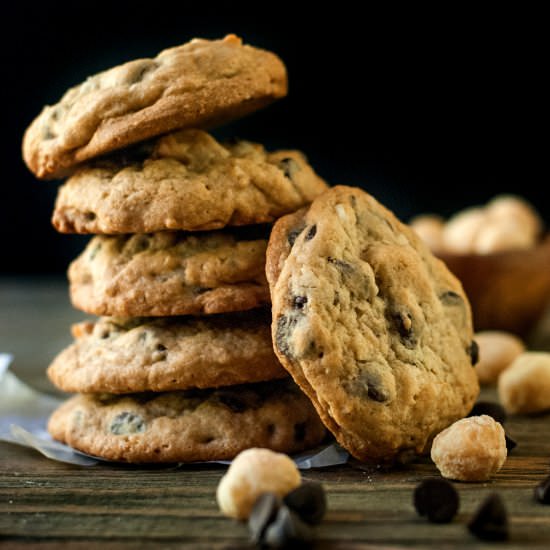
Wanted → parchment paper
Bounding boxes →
[0,354,348,468]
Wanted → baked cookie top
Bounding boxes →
[69,227,270,317]
[48,379,327,463]
[52,129,328,234]
[23,34,287,179]
[266,186,479,463]
[48,311,287,394]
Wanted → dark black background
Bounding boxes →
[2,8,544,274]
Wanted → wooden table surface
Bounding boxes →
[1,277,550,549]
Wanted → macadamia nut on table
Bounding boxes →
[216,448,301,519]
[474,331,525,384]
[498,352,550,414]
[431,416,507,481]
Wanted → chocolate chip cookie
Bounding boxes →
[69,227,270,317]
[23,35,287,179]
[47,379,327,463]
[48,311,287,394]
[52,130,328,234]
[266,185,479,462]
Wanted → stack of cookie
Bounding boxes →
[22,35,328,462]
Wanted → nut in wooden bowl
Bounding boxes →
[438,235,550,336]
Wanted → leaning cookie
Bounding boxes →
[52,130,328,234]
[48,379,327,463]
[48,311,287,394]
[266,186,479,463]
[69,228,270,317]
[23,35,287,179]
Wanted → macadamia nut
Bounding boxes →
[409,215,445,252]
[442,208,486,254]
[216,448,300,519]
[498,352,550,414]
[474,331,525,384]
[487,195,542,240]
[473,221,535,254]
[431,416,507,481]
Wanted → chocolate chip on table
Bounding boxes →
[413,478,459,523]
[284,482,326,525]
[505,433,517,453]
[468,340,480,366]
[534,475,550,504]
[264,505,313,548]
[468,401,507,424]
[248,493,281,544]
[468,493,509,541]
[110,412,146,435]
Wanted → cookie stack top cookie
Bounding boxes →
[23,34,287,179]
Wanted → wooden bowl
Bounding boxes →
[438,235,550,336]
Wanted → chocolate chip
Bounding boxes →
[305,225,317,241]
[414,478,459,523]
[264,505,313,548]
[287,225,305,247]
[468,401,507,424]
[535,475,550,504]
[249,493,281,544]
[327,256,353,272]
[468,493,508,541]
[389,310,417,348]
[468,340,479,365]
[100,330,110,339]
[128,62,157,84]
[110,412,146,435]
[347,370,390,403]
[440,290,463,305]
[278,157,300,180]
[292,296,308,309]
[156,343,167,352]
[89,243,102,261]
[284,482,326,525]
[218,393,247,413]
[294,422,306,442]
[84,211,96,222]
[275,315,298,359]
[505,434,517,452]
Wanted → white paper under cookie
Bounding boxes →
[0,354,348,468]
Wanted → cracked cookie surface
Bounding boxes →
[52,129,328,233]
[23,35,287,179]
[266,186,479,462]
[48,311,287,394]
[48,379,327,463]
[69,227,270,316]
